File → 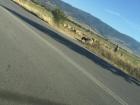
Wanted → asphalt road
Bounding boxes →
[0,0,140,105]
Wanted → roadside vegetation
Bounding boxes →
[52,8,66,25]
[12,0,140,80]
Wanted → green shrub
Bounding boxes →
[114,44,119,52]
[52,8,66,24]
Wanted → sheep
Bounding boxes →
[63,23,68,28]
[81,37,94,45]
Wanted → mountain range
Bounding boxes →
[32,0,140,56]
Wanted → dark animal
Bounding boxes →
[81,37,93,45]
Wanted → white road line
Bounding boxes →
[1,6,128,105]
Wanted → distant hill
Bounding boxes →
[32,0,140,56]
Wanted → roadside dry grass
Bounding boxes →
[83,37,140,78]
[12,0,140,80]
[13,0,53,24]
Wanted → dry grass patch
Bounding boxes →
[13,0,53,24]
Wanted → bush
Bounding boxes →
[114,44,119,52]
[52,8,66,24]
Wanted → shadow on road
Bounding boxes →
[1,5,140,86]
[0,89,67,105]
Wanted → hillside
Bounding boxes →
[32,0,140,56]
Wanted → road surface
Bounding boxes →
[0,0,140,105]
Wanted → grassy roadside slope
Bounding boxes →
[13,0,53,24]
[12,0,140,80]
